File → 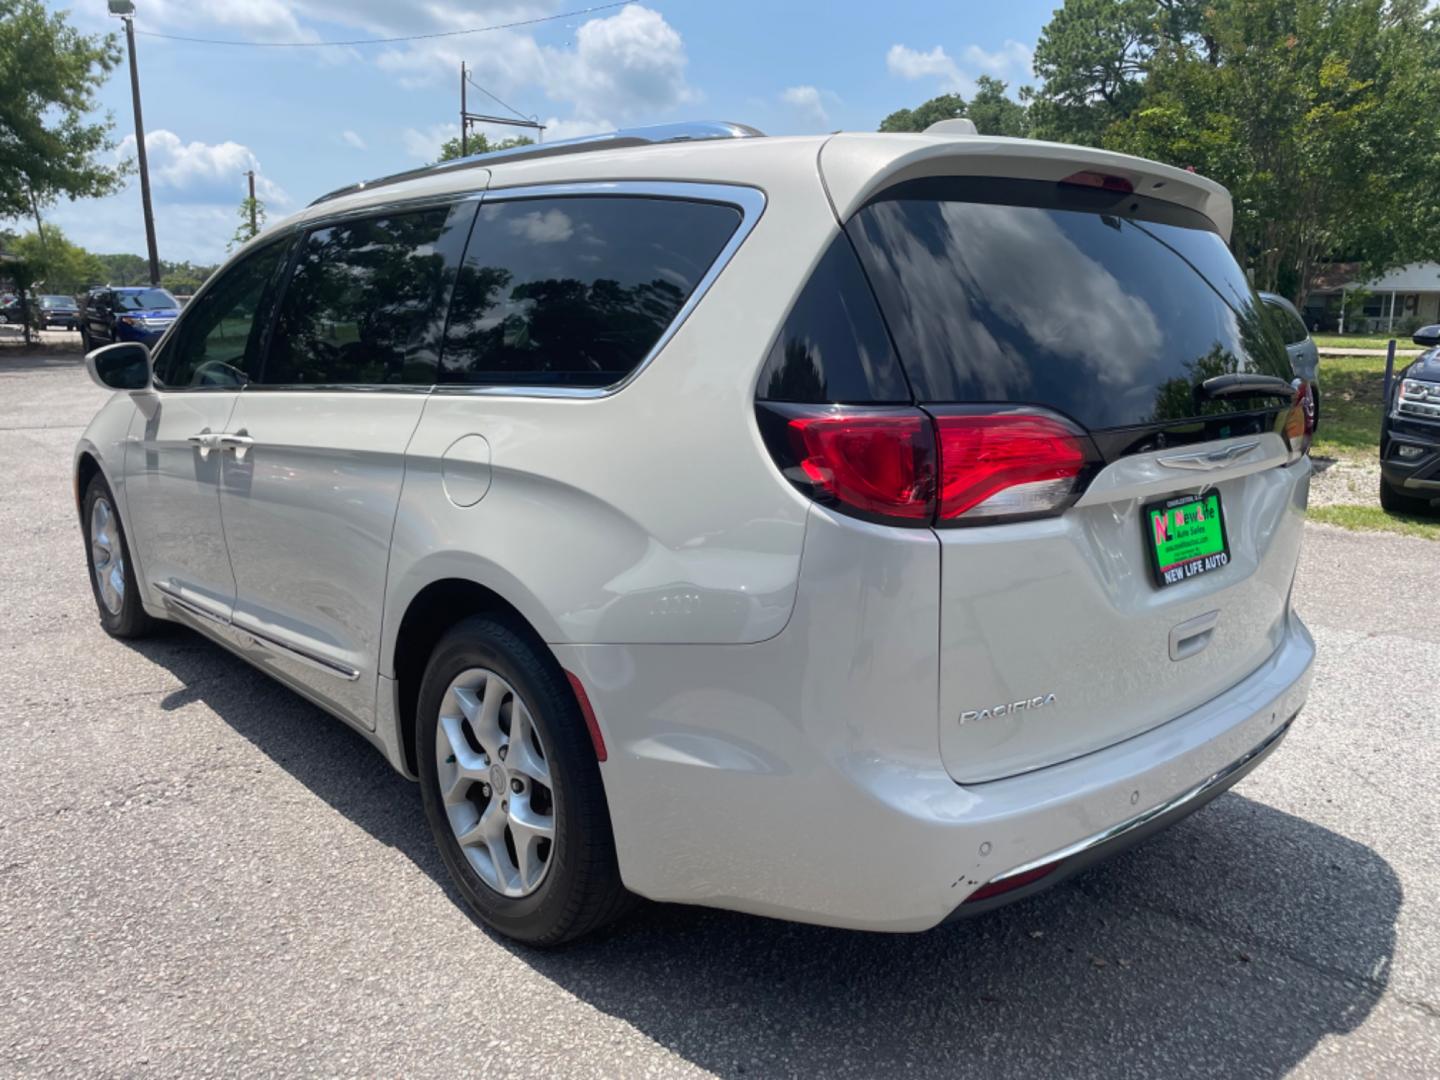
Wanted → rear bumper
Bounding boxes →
[559,609,1314,932]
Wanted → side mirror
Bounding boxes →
[1413,324,1440,347]
[86,341,151,391]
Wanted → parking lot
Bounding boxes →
[2,350,1438,1078]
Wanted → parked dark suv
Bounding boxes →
[38,295,81,330]
[79,286,180,351]
[1380,324,1440,515]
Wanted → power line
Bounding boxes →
[466,74,532,124]
[133,2,629,48]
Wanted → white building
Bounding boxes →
[1305,262,1440,334]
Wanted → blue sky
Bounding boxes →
[33,1,1056,264]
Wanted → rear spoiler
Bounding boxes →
[819,133,1233,242]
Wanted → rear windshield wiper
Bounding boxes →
[1198,374,1297,401]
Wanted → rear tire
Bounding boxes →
[1379,477,1435,517]
[82,474,157,638]
[416,615,628,946]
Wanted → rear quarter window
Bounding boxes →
[847,177,1293,431]
[439,195,741,388]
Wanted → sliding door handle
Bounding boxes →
[186,431,220,458]
[217,432,255,460]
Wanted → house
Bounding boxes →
[1304,262,1440,334]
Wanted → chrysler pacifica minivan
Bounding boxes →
[76,122,1316,944]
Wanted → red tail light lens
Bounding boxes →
[1283,380,1314,458]
[934,414,1087,520]
[758,404,1095,526]
[784,411,936,522]
[1060,170,1135,193]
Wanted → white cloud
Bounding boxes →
[780,85,830,129]
[341,130,366,150]
[887,44,967,93]
[117,130,288,205]
[887,39,1034,95]
[549,4,694,121]
[378,5,693,124]
[401,123,459,162]
[962,40,1035,80]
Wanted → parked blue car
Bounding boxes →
[79,286,180,351]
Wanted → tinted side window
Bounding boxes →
[262,202,474,386]
[156,240,290,388]
[755,237,909,403]
[1266,300,1308,346]
[439,196,741,388]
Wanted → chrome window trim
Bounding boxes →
[153,182,765,400]
[431,180,767,401]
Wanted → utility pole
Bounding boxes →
[111,2,161,286]
[245,169,257,236]
[458,62,546,158]
[460,61,469,157]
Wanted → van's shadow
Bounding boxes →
[136,628,1399,1079]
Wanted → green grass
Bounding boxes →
[1310,354,1390,458]
[1308,503,1440,540]
[1313,333,1417,351]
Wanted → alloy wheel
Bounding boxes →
[89,496,125,615]
[435,667,556,898]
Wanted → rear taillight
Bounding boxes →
[782,410,936,523]
[757,404,1096,527]
[1283,380,1314,459]
[934,413,1088,521]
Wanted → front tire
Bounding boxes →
[82,475,156,638]
[416,615,627,945]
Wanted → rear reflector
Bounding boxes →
[784,411,936,522]
[963,861,1061,904]
[564,671,607,762]
[935,414,1087,520]
[1060,170,1135,194]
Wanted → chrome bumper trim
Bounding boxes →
[989,719,1292,884]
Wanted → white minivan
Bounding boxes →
[76,122,1316,944]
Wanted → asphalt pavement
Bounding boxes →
[3,350,1438,1078]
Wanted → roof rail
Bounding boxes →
[309,120,765,207]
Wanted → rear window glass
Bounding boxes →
[439,196,740,388]
[846,177,1292,430]
[115,289,177,311]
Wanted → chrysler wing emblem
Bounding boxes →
[1157,441,1260,471]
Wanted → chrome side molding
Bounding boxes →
[155,581,360,682]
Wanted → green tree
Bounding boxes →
[966,77,1030,137]
[436,131,535,163]
[10,226,103,293]
[228,194,267,252]
[879,93,967,133]
[0,0,126,223]
[879,81,1029,137]
[1028,0,1440,306]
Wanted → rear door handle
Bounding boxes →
[186,431,221,458]
[1170,610,1219,661]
